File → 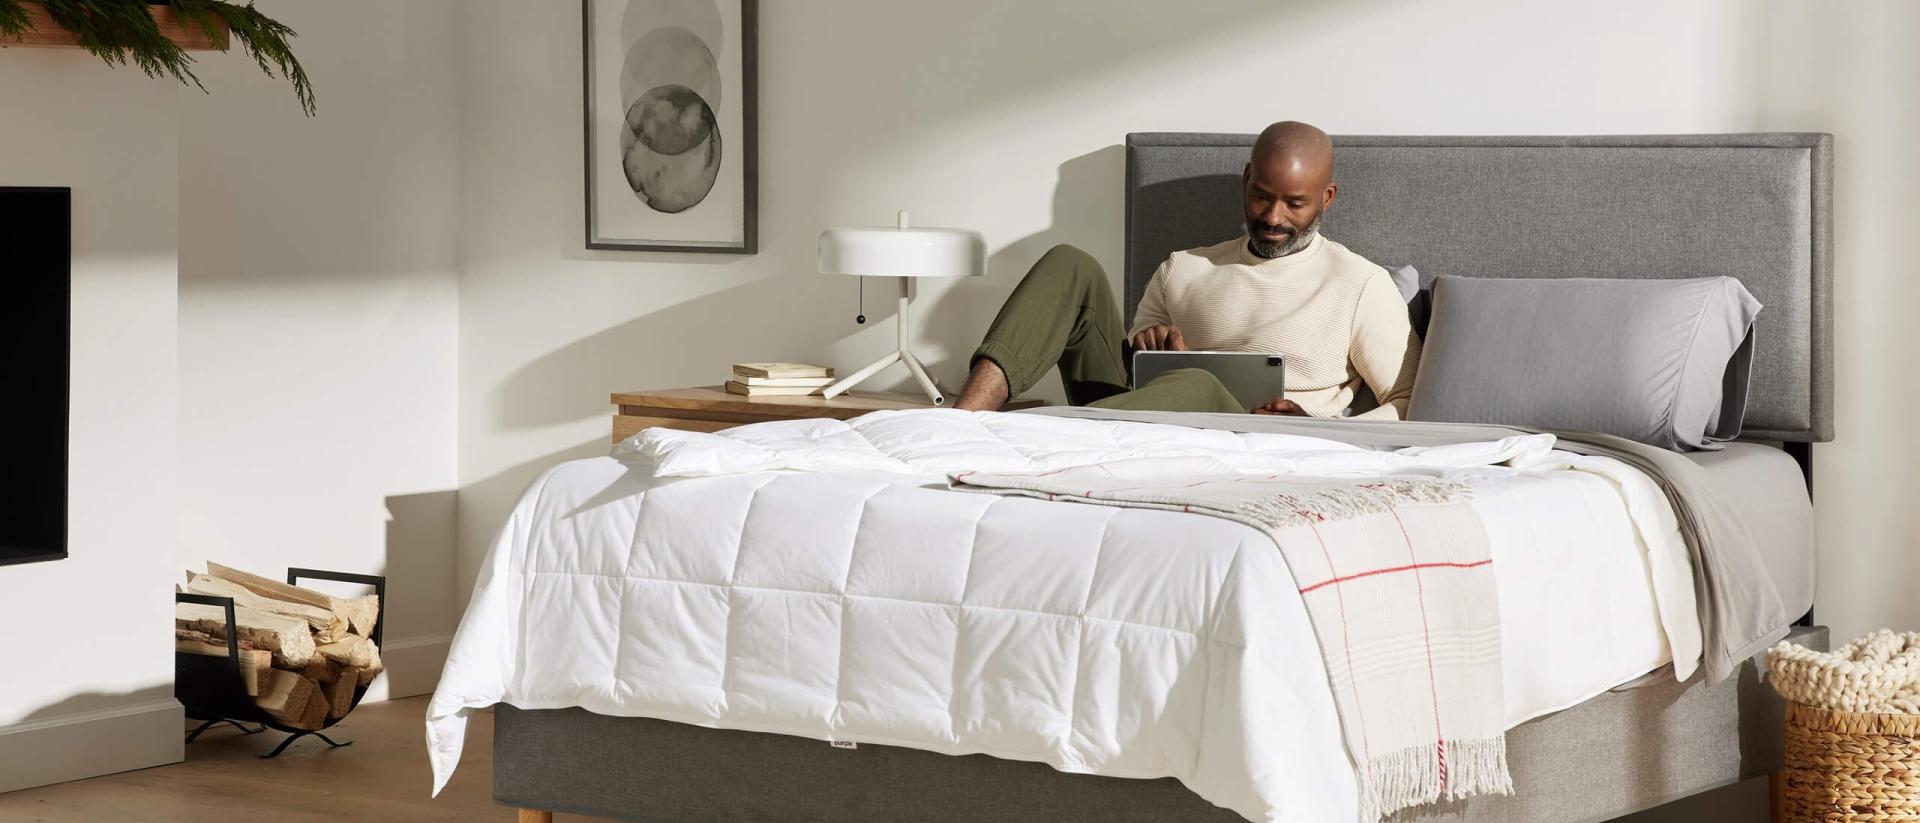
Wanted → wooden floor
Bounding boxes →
[0,697,618,823]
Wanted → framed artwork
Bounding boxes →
[583,0,757,253]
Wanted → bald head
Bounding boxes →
[1252,121,1335,181]
[1243,121,1338,258]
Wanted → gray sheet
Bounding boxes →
[1024,407,1789,684]
[1686,443,1815,620]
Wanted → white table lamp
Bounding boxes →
[819,211,985,404]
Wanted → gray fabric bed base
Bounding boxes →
[494,626,1825,823]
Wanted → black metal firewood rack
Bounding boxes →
[175,567,386,758]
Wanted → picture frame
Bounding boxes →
[582,0,757,253]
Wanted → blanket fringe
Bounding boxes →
[1363,737,1513,822]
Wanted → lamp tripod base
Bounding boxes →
[821,280,946,405]
[822,348,943,405]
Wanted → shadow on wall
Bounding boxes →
[1733,0,1920,644]
[453,437,611,605]
[916,145,1127,402]
[6,490,458,750]
[4,685,174,729]
[496,279,814,429]
[370,490,459,700]
[499,145,1124,424]
[0,684,182,793]
[172,491,459,703]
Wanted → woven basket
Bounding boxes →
[1780,701,1920,821]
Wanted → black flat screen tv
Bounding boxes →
[0,187,70,566]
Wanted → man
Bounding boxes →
[951,121,1420,418]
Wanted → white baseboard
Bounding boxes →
[358,633,452,702]
[0,699,183,794]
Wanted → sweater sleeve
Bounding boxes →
[1126,261,1172,339]
[1348,271,1422,420]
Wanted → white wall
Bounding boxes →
[454,0,1919,645]
[1764,0,1920,658]
[0,51,182,790]
[177,0,462,699]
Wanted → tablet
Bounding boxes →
[1130,351,1286,411]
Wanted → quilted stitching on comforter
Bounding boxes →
[429,410,1696,822]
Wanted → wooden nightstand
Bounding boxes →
[611,386,1042,442]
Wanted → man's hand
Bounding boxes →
[1251,398,1308,416]
[1131,324,1188,352]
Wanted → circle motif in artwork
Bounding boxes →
[621,26,719,112]
[618,0,726,214]
[621,85,722,214]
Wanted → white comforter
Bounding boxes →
[428,410,1700,822]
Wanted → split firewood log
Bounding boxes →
[291,679,330,731]
[356,641,385,687]
[301,655,343,684]
[204,562,380,637]
[175,627,257,650]
[316,635,375,670]
[174,631,273,696]
[175,602,315,669]
[325,672,357,718]
[184,573,348,643]
[343,594,380,637]
[255,670,318,727]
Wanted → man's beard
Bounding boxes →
[1246,213,1322,258]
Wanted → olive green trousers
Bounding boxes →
[971,244,1246,413]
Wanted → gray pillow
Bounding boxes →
[1408,275,1761,451]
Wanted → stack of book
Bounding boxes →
[726,362,836,397]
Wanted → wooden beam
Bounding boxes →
[1,3,229,51]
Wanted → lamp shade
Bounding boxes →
[818,211,985,278]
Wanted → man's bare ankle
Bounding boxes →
[954,359,1011,411]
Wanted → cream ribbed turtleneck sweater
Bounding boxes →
[1127,234,1421,419]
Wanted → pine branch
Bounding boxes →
[0,0,32,40]
[34,0,203,91]
[191,0,314,116]
[169,0,313,115]
[0,0,312,116]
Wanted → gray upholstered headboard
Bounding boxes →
[1124,133,1834,442]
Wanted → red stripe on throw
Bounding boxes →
[1308,521,1373,780]
[1295,559,1492,594]
[1391,507,1448,794]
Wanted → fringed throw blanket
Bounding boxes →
[950,456,1511,821]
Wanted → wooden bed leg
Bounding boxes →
[517,810,552,823]
[1769,770,1786,822]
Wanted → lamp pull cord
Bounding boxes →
[855,278,865,324]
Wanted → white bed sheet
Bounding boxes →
[428,410,1694,822]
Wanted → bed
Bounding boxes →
[435,133,1833,822]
